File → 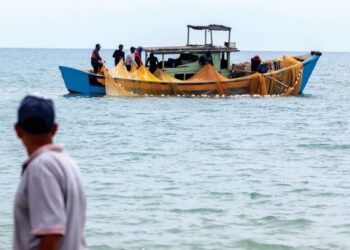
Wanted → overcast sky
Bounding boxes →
[1,0,349,51]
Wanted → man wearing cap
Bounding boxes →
[13,95,86,250]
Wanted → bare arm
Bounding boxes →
[38,235,62,250]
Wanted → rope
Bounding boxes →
[212,66,226,96]
[264,74,290,89]
[215,79,226,96]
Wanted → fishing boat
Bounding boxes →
[59,24,321,97]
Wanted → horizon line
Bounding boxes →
[0,47,347,53]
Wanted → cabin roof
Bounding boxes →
[143,45,239,54]
[188,24,231,31]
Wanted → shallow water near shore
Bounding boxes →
[0,49,350,250]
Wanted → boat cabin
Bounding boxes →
[143,24,239,80]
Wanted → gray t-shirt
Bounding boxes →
[13,144,86,250]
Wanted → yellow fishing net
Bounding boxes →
[263,56,303,96]
[102,65,135,97]
[102,56,303,97]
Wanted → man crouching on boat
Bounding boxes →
[91,44,105,73]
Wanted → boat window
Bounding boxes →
[177,53,198,65]
[185,74,194,80]
[220,52,228,69]
[174,73,195,80]
[158,53,199,69]
[175,74,185,80]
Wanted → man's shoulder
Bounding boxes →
[28,150,76,174]
[116,50,124,55]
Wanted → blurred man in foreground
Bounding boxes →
[13,94,86,250]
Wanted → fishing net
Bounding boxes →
[263,56,303,96]
[101,55,303,97]
[102,64,135,97]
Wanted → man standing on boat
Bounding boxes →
[199,51,213,66]
[135,46,143,67]
[125,47,137,71]
[251,55,261,72]
[112,44,125,66]
[91,44,104,73]
[145,53,159,73]
[13,94,87,250]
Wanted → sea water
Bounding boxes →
[0,49,349,250]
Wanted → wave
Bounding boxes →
[169,208,225,214]
[236,239,297,250]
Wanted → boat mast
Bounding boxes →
[187,26,190,46]
[228,29,231,44]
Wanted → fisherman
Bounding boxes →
[135,46,143,67]
[199,51,213,66]
[112,44,125,66]
[125,47,137,71]
[251,55,261,72]
[91,44,104,73]
[13,94,86,250]
[145,53,159,73]
[251,55,268,73]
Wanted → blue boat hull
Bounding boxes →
[59,53,321,96]
[59,66,106,95]
[299,54,320,94]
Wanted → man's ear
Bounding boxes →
[50,123,58,137]
[14,123,23,139]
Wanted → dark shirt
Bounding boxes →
[112,50,125,66]
[199,55,213,66]
[251,58,261,72]
[91,49,102,62]
[205,55,213,65]
[146,57,159,73]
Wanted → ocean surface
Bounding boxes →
[0,49,349,250]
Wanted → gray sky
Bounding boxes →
[1,0,349,51]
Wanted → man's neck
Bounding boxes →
[26,139,53,156]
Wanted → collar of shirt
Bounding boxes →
[22,144,64,174]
